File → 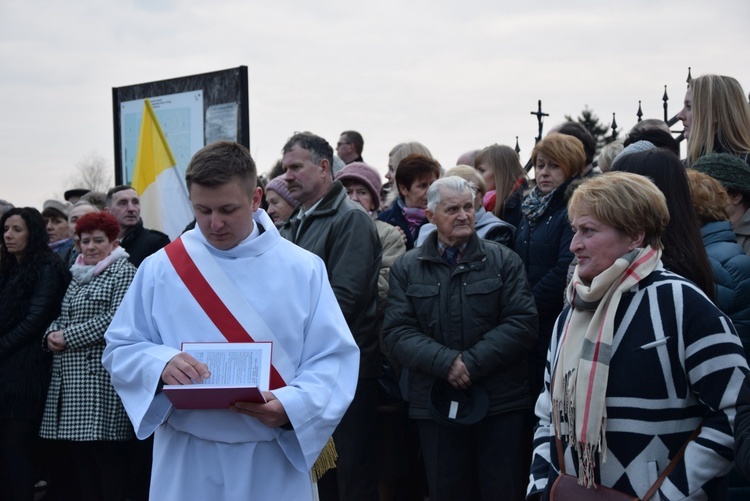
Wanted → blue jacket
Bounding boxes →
[702,220,750,357]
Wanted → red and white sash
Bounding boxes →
[164,232,294,390]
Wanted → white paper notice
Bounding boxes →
[181,342,272,391]
[205,102,239,143]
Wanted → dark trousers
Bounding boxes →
[417,409,529,501]
[0,418,37,501]
[44,440,131,501]
[68,441,131,501]
[125,435,152,501]
[318,377,379,501]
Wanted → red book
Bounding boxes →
[163,384,266,409]
[162,342,272,409]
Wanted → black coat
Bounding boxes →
[0,252,70,420]
[513,180,576,391]
[513,181,575,329]
[736,374,750,481]
[121,219,170,268]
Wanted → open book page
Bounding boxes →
[182,342,272,390]
[162,342,272,409]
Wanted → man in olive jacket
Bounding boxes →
[279,132,382,501]
[384,176,538,501]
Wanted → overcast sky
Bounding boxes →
[1,0,749,209]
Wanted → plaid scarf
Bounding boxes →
[521,186,555,224]
[552,246,661,487]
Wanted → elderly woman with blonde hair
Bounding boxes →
[527,172,749,499]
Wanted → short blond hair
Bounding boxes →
[597,138,624,172]
[389,141,433,173]
[568,172,669,249]
[686,169,730,224]
[445,165,486,195]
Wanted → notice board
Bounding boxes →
[112,66,249,185]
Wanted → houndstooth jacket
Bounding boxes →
[40,253,136,441]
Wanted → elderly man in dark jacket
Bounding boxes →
[384,176,538,501]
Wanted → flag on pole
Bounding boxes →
[131,99,194,240]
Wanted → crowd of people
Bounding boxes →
[2,73,750,500]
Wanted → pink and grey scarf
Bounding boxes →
[552,246,661,487]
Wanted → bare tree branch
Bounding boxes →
[64,152,113,194]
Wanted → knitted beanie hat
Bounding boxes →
[692,153,750,195]
[612,140,657,165]
[265,177,299,208]
[335,162,382,204]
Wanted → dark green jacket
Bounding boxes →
[280,181,382,378]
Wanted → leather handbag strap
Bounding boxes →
[555,434,567,475]
[553,423,701,500]
[641,424,702,501]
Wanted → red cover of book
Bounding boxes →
[163,384,267,409]
[162,342,272,409]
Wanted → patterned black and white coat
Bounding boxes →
[527,267,750,500]
[39,255,136,441]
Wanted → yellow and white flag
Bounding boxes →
[132,99,194,240]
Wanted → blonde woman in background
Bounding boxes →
[383,141,433,210]
[474,144,526,229]
[596,138,624,172]
[678,74,750,166]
